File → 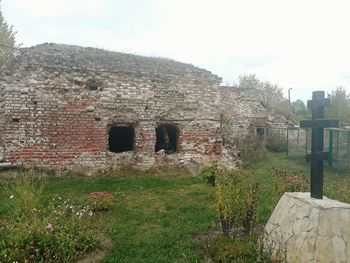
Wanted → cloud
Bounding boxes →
[2,0,350,100]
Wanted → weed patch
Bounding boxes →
[0,153,348,262]
[0,174,102,262]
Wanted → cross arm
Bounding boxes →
[300,119,339,128]
[306,152,329,161]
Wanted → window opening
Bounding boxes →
[155,124,178,154]
[86,82,99,91]
[256,127,267,136]
[108,126,135,153]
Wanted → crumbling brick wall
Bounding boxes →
[220,86,295,145]
[0,43,222,169]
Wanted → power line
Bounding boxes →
[0,43,19,50]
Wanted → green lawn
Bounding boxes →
[0,153,349,262]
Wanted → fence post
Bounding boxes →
[335,131,339,160]
[305,129,309,157]
[347,131,350,158]
[297,128,300,152]
[286,127,289,157]
[329,129,333,167]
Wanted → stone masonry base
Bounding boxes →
[264,192,350,263]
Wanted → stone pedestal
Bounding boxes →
[264,192,350,263]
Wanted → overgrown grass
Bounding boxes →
[0,173,101,262]
[0,153,349,262]
[243,152,348,222]
[0,168,216,262]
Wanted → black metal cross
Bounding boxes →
[300,91,339,199]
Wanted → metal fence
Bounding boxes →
[286,127,311,159]
[285,127,350,169]
[328,128,350,169]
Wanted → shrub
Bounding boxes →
[200,161,218,187]
[236,134,267,165]
[215,170,260,237]
[243,183,260,235]
[271,167,309,198]
[0,176,101,262]
[202,234,279,263]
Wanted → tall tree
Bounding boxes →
[239,74,263,91]
[326,87,350,126]
[238,74,292,115]
[0,0,17,69]
[291,99,309,117]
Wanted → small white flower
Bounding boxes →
[9,195,14,199]
[89,211,93,216]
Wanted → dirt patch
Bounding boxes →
[75,236,113,263]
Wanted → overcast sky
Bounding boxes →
[2,0,350,102]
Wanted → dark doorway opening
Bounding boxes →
[155,124,178,154]
[108,126,135,153]
[256,126,267,136]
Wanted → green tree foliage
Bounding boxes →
[238,74,293,116]
[238,74,263,91]
[326,87,350,126]
[291,99,309,117]
[0,0,17,69]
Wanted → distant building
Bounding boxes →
[219,86,295,145]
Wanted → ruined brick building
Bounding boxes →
[0,43,293,170]
[0,43,222,169]
[220,86,294,146]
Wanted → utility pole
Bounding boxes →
[288,88,292,102]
